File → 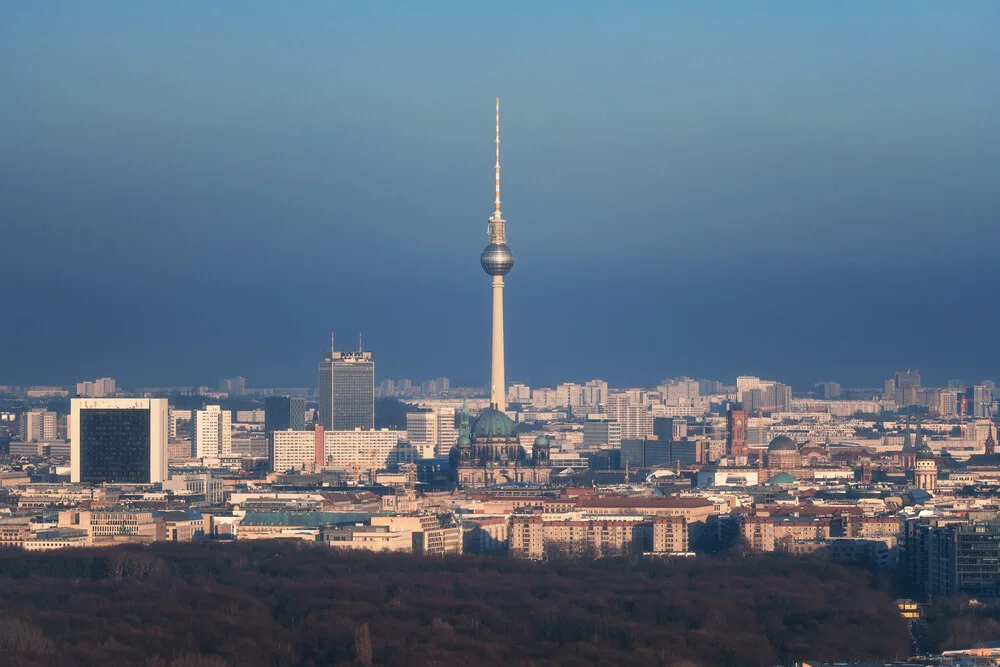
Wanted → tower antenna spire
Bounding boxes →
[494,97,501,218]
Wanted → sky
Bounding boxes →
[1,2,999,392]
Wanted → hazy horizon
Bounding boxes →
[2,2,999,392]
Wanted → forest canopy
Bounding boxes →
[0,543,910,667]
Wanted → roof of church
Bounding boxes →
[471,406,516,440]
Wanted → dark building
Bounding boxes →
[669,439,705,466]
[71,398,167,484]
[654,417,687,443]
[318,341,375,431]
[264,396,306,432]
[621,438,670,469]
[955,522,1000,597]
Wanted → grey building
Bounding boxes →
[318,344,374,431]
[264,396,306,432]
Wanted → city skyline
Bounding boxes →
[2,3,999,390]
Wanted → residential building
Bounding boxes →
[19,410,57,442]
[193,405,232,458]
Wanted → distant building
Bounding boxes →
[814,381,841,399]
[621,438,670,470]
[264,396,306,432]
[70,398,168,484]
[606,394,653,440]
[193,405,232,458]
[270,428,403,473]
[318,335,374,431]
[406,408,460,458]
[583,418,621,448]
[19,410,57,442]
[76,377,116,398]
[654,417,687,443]
[219,376,246,395]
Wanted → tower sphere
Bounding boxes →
[481,242,515,276]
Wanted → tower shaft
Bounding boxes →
[491,275,506,411]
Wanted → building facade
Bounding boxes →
[318,339,375,431]
[70,398,168,484]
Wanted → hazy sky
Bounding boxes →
[2,2,999,392]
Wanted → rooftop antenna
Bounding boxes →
[331,331,335,355]
[358,331,363,352]
[494,97,501,219]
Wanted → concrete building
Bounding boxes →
[270,428,404,473]
[652,516,689,553]
[57,508,166,546]
[19,410,57,442]
[318,334,375,431]
[70,398,168,484]
[76,377,116,398]
[193,405,232,458]
[370,514,463,555]
[583,418,621,448]
[406,408,459,458]
[606,394,653,440]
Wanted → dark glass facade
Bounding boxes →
[319,353,374,431]
[79,408,151,484]
[332,360,374,430]
[956,522,1000,597]
[265,396,305,432]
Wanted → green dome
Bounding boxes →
[533,434,550,447]
[456,434,472,447]
[916,444,935,461]
[768,435,798,452]
[471,407,516,440]
[765,472,797,485]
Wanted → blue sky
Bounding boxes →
[1,2,999,391]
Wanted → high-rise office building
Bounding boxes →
[193,405,232,458]
[264,396,306,432]
[70,398,167,484]
[19,410,57,442]
[583,418,622,448]
[318,334,374,431]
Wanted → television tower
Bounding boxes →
[480,97,515,411]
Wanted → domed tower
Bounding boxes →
[532,434,551,464]
[913,423,937,492]
[481,98,514,411]
[766,435,800,477]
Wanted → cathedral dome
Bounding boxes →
[916,444,935,461]
[456,434,472,447]
[767,435,798,452]
[533,434,550,447]
[472,406,516,440]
